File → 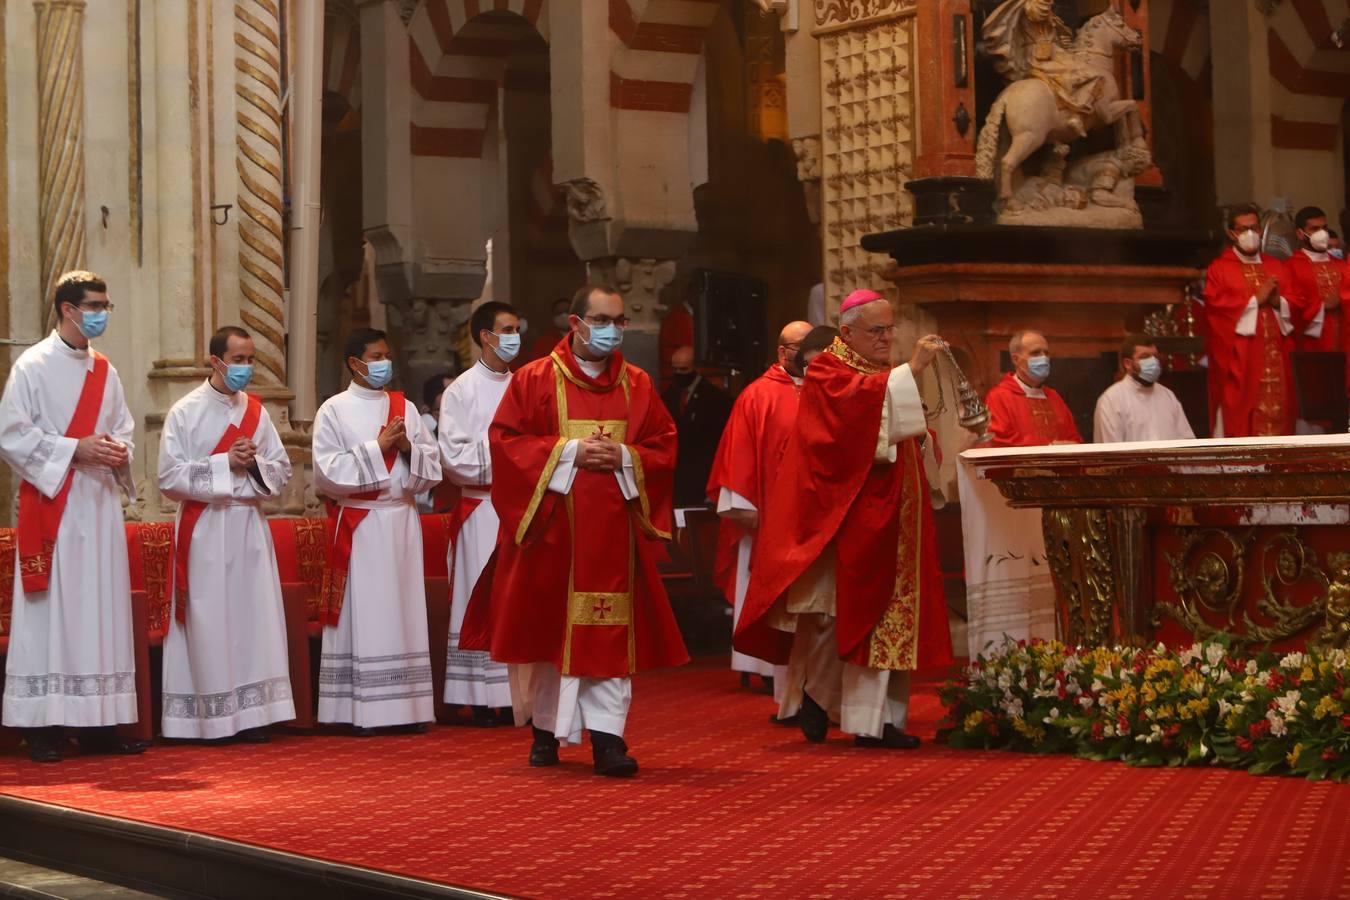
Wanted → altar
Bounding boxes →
[959,435,1350,655]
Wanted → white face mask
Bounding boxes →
[1309,229,1330,253]
[1236,230,1261,255]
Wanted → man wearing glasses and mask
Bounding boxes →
[0,271,142,761]
[461,284,687,778]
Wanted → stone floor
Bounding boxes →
[0,856,170,899]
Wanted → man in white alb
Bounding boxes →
[1093,334,1196,443]
[0,271,143,762]
[439,301,520,725]
[313,328,443,733]
[158,326,295,742]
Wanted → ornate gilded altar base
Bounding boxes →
[962,436,1350,652]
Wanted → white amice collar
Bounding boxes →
[348,382,387,400]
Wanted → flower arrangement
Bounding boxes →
[939,638,1350,781]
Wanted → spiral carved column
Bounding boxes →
[234,0,286,384]
[34,0,88,326]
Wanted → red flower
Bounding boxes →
[1091,721,1105,742]
[1322,748,1339,762]
[1249,719,1271,740]
[987,723,1000,737]
[1236,737,1253,753]
[1267,672,1285,691]
[1117,714,1131,735]
[1334,688,1345,702]
[1340,714,1350,729]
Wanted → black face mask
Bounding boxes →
[784,356,805,378]
[672,371,697,389]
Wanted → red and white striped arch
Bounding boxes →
[1153,0,1350,153]
[609,0,721,113]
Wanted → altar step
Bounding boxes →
[0,854,170,899]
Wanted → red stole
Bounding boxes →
[171,392,263,625]
[735,341,952,671]
[319,391,404,627]
[985,373,1081,448]
[17,350,110,594]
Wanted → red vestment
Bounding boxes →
[1203,248,1300,437]
[985,373,1082,447]
[525,328,567,365]
[460,338,688,678]
[1286,251,1350,390]
[735,341,952,671]
[704,365,800,599]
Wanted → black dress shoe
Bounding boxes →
[759,675,775,695]
[236,727,271,744]
[470,706,502,728]
[529,725,560,767]
[798,692,829,743]
[769,713,799,727]
[854,724,921,749]
[76,728,148,756]
[25,728,63,763]
[590,730,638,777]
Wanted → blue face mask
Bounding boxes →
[1026,355,1051,383]
[217,361,254,392]
[78,309,109,339]
[363,359,394,389]
[583,321,624,357]
[493,333,521,363]
[1136,356,1161,385]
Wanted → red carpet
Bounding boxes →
[2,662,1349,899]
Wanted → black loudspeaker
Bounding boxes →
[691,269,767,371]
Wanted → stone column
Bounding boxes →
[34,0,87,326]
[1210,2,1275,206]
[234,0,288,389]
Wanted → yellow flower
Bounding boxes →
[1300,666,1315,683]
[1287,743,1304,767]
[964,711,984,732]
[1313,696,1343,721]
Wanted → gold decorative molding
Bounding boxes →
[234,0,287,384]
[1043,507,1147,648]
[813,0,916,35]
[34,0,88,328]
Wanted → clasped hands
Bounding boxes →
[226,437,259,472]
[576,430,623,473]
[74,434,129,468]
[1257,277,1281,308]
[377,416,413,454]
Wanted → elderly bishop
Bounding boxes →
[738,290,953,749]
[157,326,295,742]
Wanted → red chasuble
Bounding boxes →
[1286,251,1350,389]
[985,373,1082,447]
[704,364,801,600]
[172,392,263,625]
[460,338,688,678]
[734,340,952,671]
[1203,249,1300,437]
[17,351,109,593]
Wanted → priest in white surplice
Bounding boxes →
[0,271,143,762]
[313,328,442,732]
[158,326,295,742]
[1093,334,1196,444]
[438,301,520,725]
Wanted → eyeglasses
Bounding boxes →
[1232,226,1260,236]
[78,301,115,312]
[861,325,896,339]
[584,315,629,328]
[780,342,802,352]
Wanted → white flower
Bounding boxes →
[1156,642,1168,654]
[1091,679,1105,693]
[1043,708,1061,724]
[1003,696,1024,719]
[1218,699,1234,718]
[1104,724,1116,737]
[1276,691,1301,718]
[1198,741,1209,759]
[1205,644,1226,667]
[1079,696,1095,710]
[1246,660,1259,676]
[1266,710,1288,737]
[1280,652,1306,670]
[1217,669,1233,685]
[1180,644,1202,666]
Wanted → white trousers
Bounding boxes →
[777,613,911,739]
[510,662,631,746]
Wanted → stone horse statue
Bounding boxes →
[975,5,1149,211]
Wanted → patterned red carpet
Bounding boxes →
[2,662,1349,899]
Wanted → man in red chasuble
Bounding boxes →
[707,320,812,697]
[1203,203,1305,437]
[1287,206,1350,391]
[461,284,687,778]
[737,290,952,749]
[985,330,1082,447]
